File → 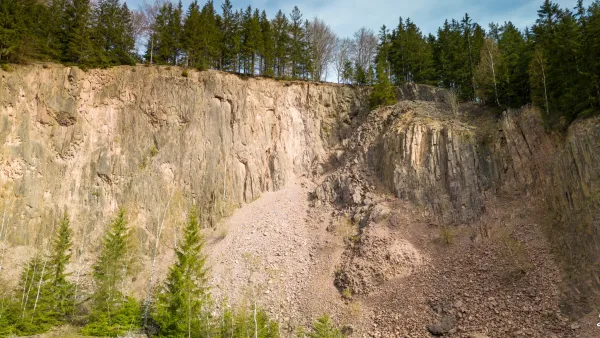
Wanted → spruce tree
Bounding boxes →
[497,22,530,108]
[0,296,15,336]
[0,0,47,63]
[45,213,75,323]
[272,10,289,77]
[183,1,203,68]
[154,210,211,337]
[220,0,236,71]
[63,0,94,64]
[584,0,600,114]
[82,209,140,337]
[260,10,275,77]
[370,55,397,108]
[199,0,221,69]
[297,315,344,338]
[289,6,306,79]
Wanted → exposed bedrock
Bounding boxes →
[0,65,598,313]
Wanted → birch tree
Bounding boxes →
[530,47,550,116]
[475,37,501,106]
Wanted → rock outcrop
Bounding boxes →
[0,64,369,286]
[313,100,599,310]
[0,64,598,315]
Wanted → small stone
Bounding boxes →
[427,315,457,336]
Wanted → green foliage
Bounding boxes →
[154,210,212,337]
[81,296,141,337]
[218,305,279,338]
[93,0,136,66]
[83,209,139,336]
[370,56,397,108]
[0,298,16,337]
[9,213,76,335]
[46,213,76,323]
[14,255,55,335]
[297,315,345,338]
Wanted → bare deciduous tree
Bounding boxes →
[306,17,337,81]
[139,0,167,64]
[334,37,355,83]
[353,27,377,73]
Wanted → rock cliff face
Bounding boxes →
[0,65,598,313]
[312,100,599,311]
[0,64,370,283]
[375,107,553,223]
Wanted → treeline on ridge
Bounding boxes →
[0,0,599,124]
[0,209,347,337]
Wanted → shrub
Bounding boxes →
[297,314,345,338]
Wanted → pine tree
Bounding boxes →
[154,210,211,337]
[82,209,140,337]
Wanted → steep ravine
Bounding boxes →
[1,64,599,336]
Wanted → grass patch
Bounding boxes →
[341,288,353,300]
[438,226,455,245]
[1,64,13,72]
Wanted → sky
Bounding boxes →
[125,0,592,38]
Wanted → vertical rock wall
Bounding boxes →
[0,64,369,284]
